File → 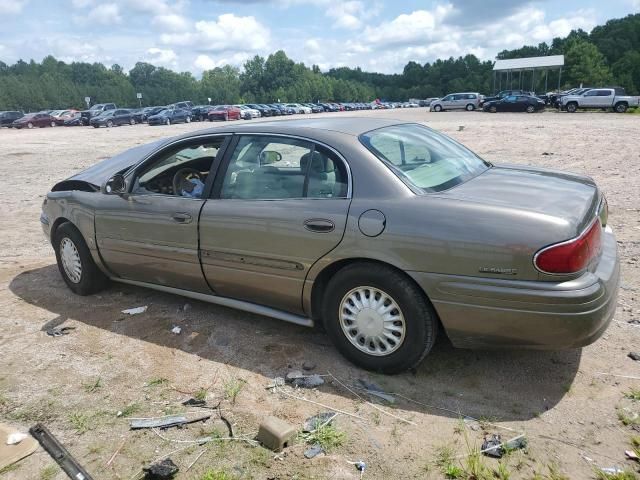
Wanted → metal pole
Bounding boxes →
[558,67,562,90]
[493,71,496,94]
[545,70,548,92]
[499,71,501,91]
[531,69,535,92]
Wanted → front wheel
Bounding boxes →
[106,120,113,128]
[130,118,136,125]
[615,103,628,113]
[323,263,438,373]
[490,106,497,113]
[50,121,56,127]
[566,103,577,113]
[53,223,108,295]
[186,116,191,123]
[166,118,171,125]
[433,105,442,112]
[27,122,34,129]
[526,105,535,113]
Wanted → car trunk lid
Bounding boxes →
[442,164,600,239]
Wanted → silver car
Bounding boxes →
[431,92,482,112]
[41,118,619,373]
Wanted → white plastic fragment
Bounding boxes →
[6,432,28,445]
[121,306,148,315]
[171,326,182,334]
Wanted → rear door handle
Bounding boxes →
[304,218,335,233]
[171,212,192,223]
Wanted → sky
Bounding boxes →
[0,0,638,75]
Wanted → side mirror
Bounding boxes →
[260,150,283,165]
[104,174,126,195]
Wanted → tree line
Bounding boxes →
[0,13,638,112]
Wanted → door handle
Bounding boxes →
[171,213,192,223]
[304,218,335,233]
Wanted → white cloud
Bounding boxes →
[153,13,190,32]
[84,3,122,25]
[326,1,365,29]
[71,0,94,7]
[161,14,270,53]
[146,47,178,67]
[194,52,251,71]
[0,0,28,14]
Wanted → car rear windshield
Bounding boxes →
[360,123,490,193]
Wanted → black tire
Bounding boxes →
[106,120,113,128]
[614,102,628,113]
[490,106,497,113]
[526,105,535,113]
[323,262,438,374]
[465,104,475,111]
[433,105,442,112]
[53,222,109,295]
[566,102,577,113]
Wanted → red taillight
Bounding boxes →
[535,220,602,274]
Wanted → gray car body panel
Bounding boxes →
[42,117,620,350]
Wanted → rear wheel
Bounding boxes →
[489,105,497,113]
[465,103,475,111]
[27,122,34,129]
[615,102,628,113]
[323,262,438,373]
[50,121,56,127]
[53,223,108,295]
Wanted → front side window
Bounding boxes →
[360,124,489,193]
[585,90,598,96]
[132,137,226,197]
[220,136,348,200]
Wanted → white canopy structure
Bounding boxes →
[492,55,565,93]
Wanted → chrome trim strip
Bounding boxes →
[111,277,315,328]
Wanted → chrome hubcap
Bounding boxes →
[60,237,82,283]
[339,286,405,356]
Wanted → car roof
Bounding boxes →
[185,117,408,137]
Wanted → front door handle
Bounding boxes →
[304,218,335,233]
[171,212,192,223]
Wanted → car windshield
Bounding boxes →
[89,105,104,110]
[360,124,490,193]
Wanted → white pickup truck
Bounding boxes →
[560,88,640,113]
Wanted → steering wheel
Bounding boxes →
[172,168,203,195]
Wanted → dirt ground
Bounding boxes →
[0,108,639,480]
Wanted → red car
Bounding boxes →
[11,112,56,129]
[208,105,241,121]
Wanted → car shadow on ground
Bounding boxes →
[9,264,581,423]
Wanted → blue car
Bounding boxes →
[148,107,192,126]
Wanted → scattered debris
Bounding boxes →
[104,438,126,468]
[171,326,182,335]
[541,152,554,155]
[458,125,464,131]
[143,458,178,479]
[121,305,148,315]
[0,423,38,472]
[29,423,94,480]
[356,379,395,403]
[185,449,206,473]
[625,449,639,461]
[304,444,323,459]
[6,432,27,445]
[303,412,337,432]
[628,352,640,362]
[257,416,296,452]
[347,460,366,479]
[266,377,285,389]
[182,303,192,312]
[182,398,206,407]
[481,434,527,458]
[129,414,211,430]
[481,434,503,458]
[600,467,625,475]
[302,361,316,371]
[45,326,75,337]
[285,371,324,388]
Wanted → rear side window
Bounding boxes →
[597,90,612,96]
[360,124,489,193]
[219,136,348,200]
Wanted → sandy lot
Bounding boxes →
[0,109,639,480]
